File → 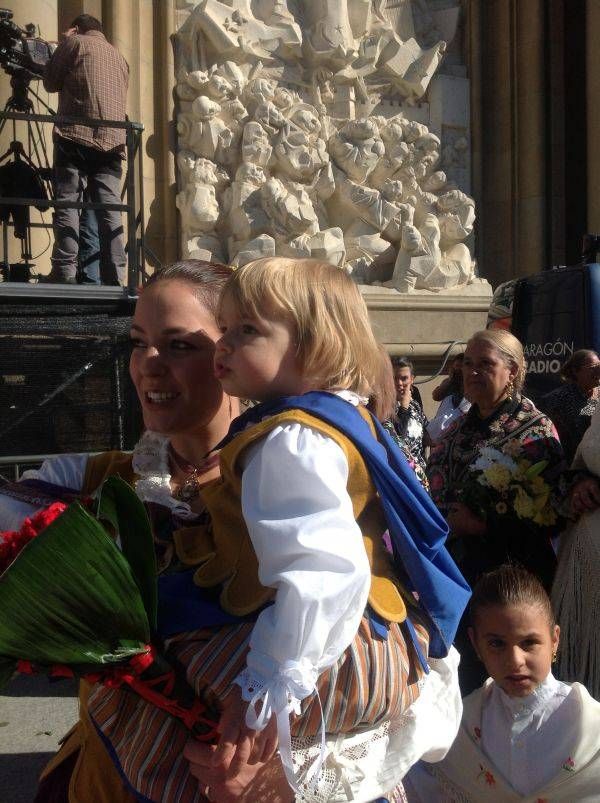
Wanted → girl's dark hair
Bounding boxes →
[469,564,555,628]
[560,349,599,382]
[391,356,414,375]
[144,260,233,318]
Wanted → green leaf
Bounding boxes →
[97,476,158,629]
[0,502,150,669]
[524,460,548,480]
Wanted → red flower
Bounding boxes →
[0,502,67,575]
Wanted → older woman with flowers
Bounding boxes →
[427,330,565,692]
[428,329,564,590]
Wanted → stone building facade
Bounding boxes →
[0,0,597,394]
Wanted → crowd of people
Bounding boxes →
[1,256,600,803]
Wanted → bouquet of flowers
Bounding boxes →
[459,446,557,529]
[0,476,219,740]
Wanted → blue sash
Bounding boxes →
[218,392,471,657]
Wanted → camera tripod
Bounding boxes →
[0,69,54,273]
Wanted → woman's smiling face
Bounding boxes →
[129,280,224,438]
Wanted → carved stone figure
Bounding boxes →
[174,0,489,295]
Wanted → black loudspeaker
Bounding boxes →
[511,263,600,405]
[0,291,142,462]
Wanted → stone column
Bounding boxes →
[102,0,178,269]
[472,0,548,288]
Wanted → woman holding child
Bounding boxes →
[0,258,468,802]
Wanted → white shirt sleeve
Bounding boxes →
[0,454,89,530]
[235,422,371,720]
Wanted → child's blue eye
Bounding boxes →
[242,324,258,335]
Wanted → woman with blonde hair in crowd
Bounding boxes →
[427,329,565,692]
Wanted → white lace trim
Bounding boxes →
[293,720,393,802]
[130,430,198,521]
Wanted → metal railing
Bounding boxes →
[0,111,145,291]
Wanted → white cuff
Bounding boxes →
[235,657,318,732]
[235,659,324,794]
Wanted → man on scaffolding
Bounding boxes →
[42,14,128,285]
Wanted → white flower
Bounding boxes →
[471,446,517,473]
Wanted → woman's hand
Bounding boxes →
[184,741,293,802]
[570,477,600,517]
[211,685,279,778]
[447,502,486,538]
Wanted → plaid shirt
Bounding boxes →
[43,30,129,153]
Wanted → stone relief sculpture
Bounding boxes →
[174,0,489,294]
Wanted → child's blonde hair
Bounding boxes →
[221,257,381,396]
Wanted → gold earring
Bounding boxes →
[552,651,558,664]
[505,378,515,398]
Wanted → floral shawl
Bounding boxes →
[426,396,565,587]
[405,681,600,802]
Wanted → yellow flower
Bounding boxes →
[529,475,547,495]
[533,507,557,526]
[514,487,536,519]
[532,490,550,512]
[482,465,512,491]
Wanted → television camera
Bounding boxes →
[0,9,53,78]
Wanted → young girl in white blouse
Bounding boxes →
[176,256,468,800]
[404,564,600,802]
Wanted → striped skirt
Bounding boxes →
[88,614,429,802]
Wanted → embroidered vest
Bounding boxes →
[176,408,411,623]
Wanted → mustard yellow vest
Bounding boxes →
[176,408,410,623]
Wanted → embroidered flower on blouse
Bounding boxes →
[477,764,496,786]
[562,756,575,772]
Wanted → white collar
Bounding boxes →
[131,430,197,520]
[495,673,563,720]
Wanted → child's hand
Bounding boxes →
[212,685,279,778]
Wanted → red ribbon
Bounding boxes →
[15,644,218,741]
